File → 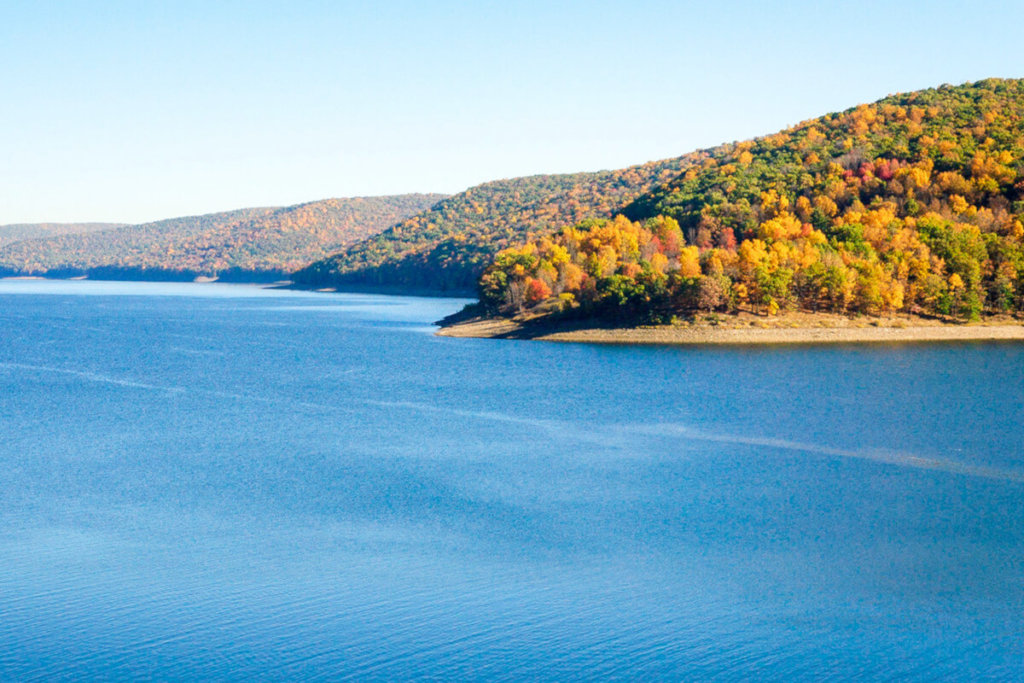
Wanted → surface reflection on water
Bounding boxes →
[1,281,1022,680]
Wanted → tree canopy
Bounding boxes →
[0,195,444,280]
[479,79,1024,322]
[292,158,705,292]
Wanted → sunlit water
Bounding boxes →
[1,280,1022,680]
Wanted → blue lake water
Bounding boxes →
[1,280,1023,680]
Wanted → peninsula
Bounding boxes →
[432,79,1024,341]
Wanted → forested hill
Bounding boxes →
[0,223,126,248]
[0,195,444,281]
[477,79,1024,322]
[292,156,705,293]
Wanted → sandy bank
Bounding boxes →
[437,312,1024,345]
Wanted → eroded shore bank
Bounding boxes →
[437,312,1024,345]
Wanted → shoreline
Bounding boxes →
[437,313,1024,345]
[282,281,475,299]
[0,273,290,286]
[0,275,477,301]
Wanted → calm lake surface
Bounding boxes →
[1,280,1022,680]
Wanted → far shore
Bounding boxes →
[281,281,476,299]
[0,272,290,286]
[436,311,1024,345]
[0,274,479,300]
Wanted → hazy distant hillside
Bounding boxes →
[293,158,705,293]
[477,78,1024,322]
[0,223,126,248]
[0,195,445,281]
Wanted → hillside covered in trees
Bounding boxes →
[0,195,444,281]
[293,157,705,293]
[0,223,126,249]
[476,79,1024,323]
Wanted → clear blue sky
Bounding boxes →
[2,0,1021,224]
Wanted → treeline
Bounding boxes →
[0,223,125,248]
[480,80,1024,321]
[0,265,291,283]
[293,158,705,292]
[0,195,444,279]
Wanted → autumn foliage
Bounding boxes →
[480,79,1024,321]
[293,158,705,292]
[0,195,444,280]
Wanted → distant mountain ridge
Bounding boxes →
[0,223,127,248]
[0,195,445,281]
